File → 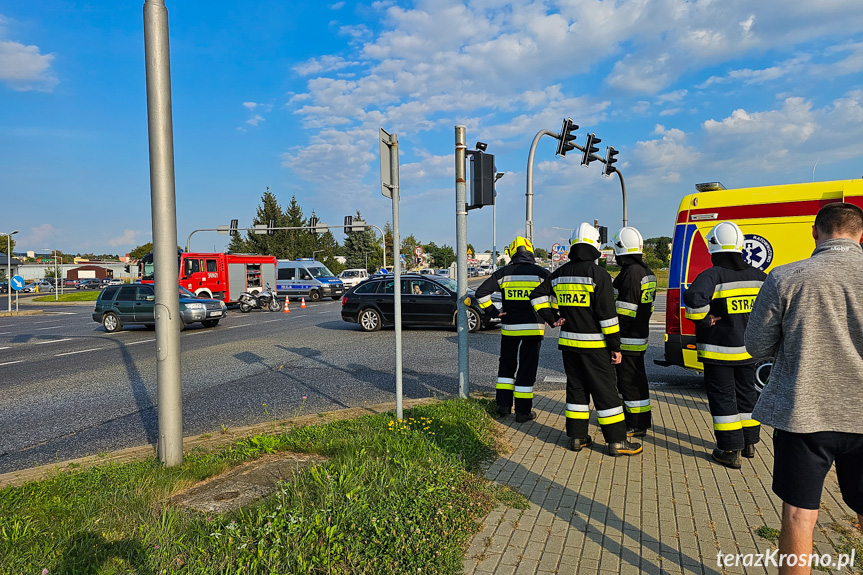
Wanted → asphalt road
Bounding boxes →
[0,290,698,474]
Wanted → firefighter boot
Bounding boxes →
[626,427,647,438]
[607,439,643,457]
[568,436,593,452]
[515,410,537,423]
[711,448,742,469]
[742,444,756,459]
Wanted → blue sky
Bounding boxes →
[2,1,863,256]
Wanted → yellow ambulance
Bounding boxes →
[657,178,863,385]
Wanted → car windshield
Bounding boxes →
[435,277,457,292]
[178,286,197,298]
[307,266,335,278]
[341,270,360,277]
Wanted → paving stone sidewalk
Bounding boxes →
[465,387,860,575]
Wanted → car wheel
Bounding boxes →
[268,297,281,312]
[358,308,382,332]
[102,312,122,333]
[239,302,252,313]
[467,307,481,333]
[309,289,321,302]
[202,319,220,328]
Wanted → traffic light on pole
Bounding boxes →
[602,146,618,177]
[555,117,578,157]
[229,219,239,236]
[268,219,276,235]
[344,215,353,233]
[581,133,601,166]
[308,216,319,235]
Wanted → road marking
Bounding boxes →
[126,338,156,346]
[543,376,567,383]
[55,347,105,357]
[0,332,11,335]
[0,360,24,367]
[35,325,63,330]
[0,346,10,350]
[44,312,78,315]
[225,324,251,329]
[260,319,282,324]
[34,338,72,345]
[318,311,329,314]
[35,319,64,324]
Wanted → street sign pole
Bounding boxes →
[525,129,558,246]
[455,125,469,399]
[380,128,403,419]
[144,0,183,467]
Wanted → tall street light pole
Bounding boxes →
[493,172,504,271]
[44,249,61,300]
[3,230,18,312]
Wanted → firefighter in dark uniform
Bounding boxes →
[530,223,642,456]
[683,221,767,469]
[611,226,656,437]
[476,236,550,422]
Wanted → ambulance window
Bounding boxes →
[184,259,201,276]
[206,259,218,273]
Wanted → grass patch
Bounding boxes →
[0,399,514,574]
[828,522,863,572]
[33,291,100,302]
[755,525,780,543]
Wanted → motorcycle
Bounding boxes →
[238,283,282,313]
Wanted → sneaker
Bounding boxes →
[515,410,537,423]
[626,427,647,438]
[711,448,742,469]
[568,436,593,452]
[742,444,756,459]
[607,440,643,457]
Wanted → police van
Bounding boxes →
[658,178,863,380]
[276,259,345,301]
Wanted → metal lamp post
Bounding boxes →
[493,172,504,271]
[44,249,61,300]
[363,250,373,271]
[3,230,18,312]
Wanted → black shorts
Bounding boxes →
[772,429,863,514]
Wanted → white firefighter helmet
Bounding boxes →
[612,227,644,256]
[570,222,601,248]
[705,221,744,254]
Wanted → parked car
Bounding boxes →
[92,284,227,332]
[418,268,435,276]
[340,273,500,333]
[76,279,102,289]
[436,269,450,278]
[63,279,78,288]
[107,278,124,285]
[22,281,54,293]
[338,268,370,289]
[0,281,7,294]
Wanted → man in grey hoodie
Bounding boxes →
[745,202,863,575]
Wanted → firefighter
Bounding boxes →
[682,221,767,469]
[530,223,642,456]
[611,227,656,437]
[476,236,550,422]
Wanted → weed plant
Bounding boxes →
[0,399,518,574]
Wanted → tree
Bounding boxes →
[129,243,154,260]
[534,247,549,259]
[343,211,379,271]
[0,236,16,257]
[645,236,672,264]
[383,221,395,267]
[401,234,420,268]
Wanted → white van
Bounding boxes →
[338,268,369,288]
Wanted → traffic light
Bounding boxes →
[602,146,618,177]
[468,150,495,210]
[230,219,239,236]
[555,117,578,157]
[581,133,601,166]
[597,226,608,245]
[344,215,353,233]
[309,216,319,235]
[268,219,276,235]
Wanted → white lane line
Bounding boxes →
[0,360,24,367]
[543,376,567,383]
[126,338,156,346]
[0,346,10,350]
[35,325,63,330]
[318,311,330,314]
[35,319,65,324]
[0,332,11,335]
[44,312,78,315]
[34,338,73,345]
[225,324,252,329]
[261,319,282,323]
[55,347,105,357]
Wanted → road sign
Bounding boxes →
[552,243,561,254]
[552,253,561,263]
[10,275,24,291]
[415,256,423,265]
[552,243,567,255]
[414,246,424,257]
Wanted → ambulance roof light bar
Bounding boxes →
[695,182,726,192]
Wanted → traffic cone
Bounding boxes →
[283,298,291,313]
[300,297,306,308]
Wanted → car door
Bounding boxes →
[113,286,138,323]
[134,285,156,322]
[376,279,398,322]
[407,279,454,324]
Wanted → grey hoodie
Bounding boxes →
[745,238,863,434]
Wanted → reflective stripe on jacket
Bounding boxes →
[475,261,549,337]
[612,262,655,354]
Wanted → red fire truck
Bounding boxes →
[140,252,277,303]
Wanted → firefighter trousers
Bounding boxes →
[615,352,652,430]
[703,362,761,451]
[562,351,626,444]
[496,335,542,415]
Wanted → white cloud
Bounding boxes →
[330,1,345,9]
[108,230,139,247]
[246,114,265,127]
[0,39,57,92]
[242,101,258,110]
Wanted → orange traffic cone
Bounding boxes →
[283,298,291,313]
[300,297,307,308]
